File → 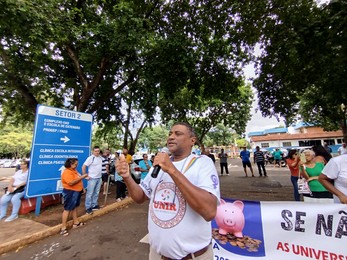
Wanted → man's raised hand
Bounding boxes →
[116,154,130,178]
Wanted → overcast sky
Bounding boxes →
[244,63,285,136]
[246,99,285,135]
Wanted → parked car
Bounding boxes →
[1,159,13,168]
[109,158,142,184]
[10,159,21,168]
[0,159,7,167]
[131,159,143,183]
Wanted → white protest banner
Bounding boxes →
[212,198,347,259]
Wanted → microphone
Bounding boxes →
[151,147,170,178]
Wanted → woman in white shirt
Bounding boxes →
[0,160,29,222]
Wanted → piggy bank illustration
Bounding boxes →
[215,199,245,238]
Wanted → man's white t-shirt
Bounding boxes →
[83,155,103,178]
[322,154,347,203]
[338,146,347,155]
[140,154,220,259]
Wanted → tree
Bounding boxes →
[236,139,250,149]
[1,0,263,133]
[138,125,169,153]
[92,124,124,152]
[0,0,156,124]
[298,0,347,142]
[159,83,253,150]
[253,0,347,141]
[0,124,33,158]
[201,135,214,148]
[206,123,237,147]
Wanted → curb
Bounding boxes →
[0,197,134,255]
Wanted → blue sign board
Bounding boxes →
[26,105,93,197]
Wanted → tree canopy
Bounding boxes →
[159,83,253,149]
[0,124,32,158]
[138,125,169,153]
[205,123,236,147]
[253,0,347,141]
[0,0,262,143]
[5,0,344,146]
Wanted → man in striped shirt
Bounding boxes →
[101,150,110,195]
[254,146,267,177]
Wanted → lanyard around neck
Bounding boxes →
[181,156,199,174]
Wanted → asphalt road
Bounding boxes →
[1,202,150,260]
[0,168,16,194]
[0,159,293,259]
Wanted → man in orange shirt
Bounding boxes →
[123,148,133,164]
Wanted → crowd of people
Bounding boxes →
[204,143,347,205]
[285,143,347,203]
[59,141,347,204]
[1,123,346,259]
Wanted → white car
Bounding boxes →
[0,159,7,167]
[1,160,13,168]
[109,159,142,184]
[131,159,143,183]
[10,159,21,168]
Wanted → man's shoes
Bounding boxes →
[4,215,18,222]
[92,205,100,211]
[115,198,121,202]
[226,174,230,176]
[86,208,93,215]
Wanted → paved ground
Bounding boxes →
[0,158,294,258]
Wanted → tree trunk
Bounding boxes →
[200,143,205,153]
[129,141,136,155]
[341,120,347,143]
[122,100,133,150]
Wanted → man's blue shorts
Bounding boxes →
[242,161,252,168]
[62,189,82,211]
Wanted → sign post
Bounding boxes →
[27,105,93,199]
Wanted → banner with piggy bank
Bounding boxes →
[212,198,347,259]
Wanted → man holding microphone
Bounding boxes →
[116,122,220,260]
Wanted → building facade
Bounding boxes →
[248,122,344,153]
